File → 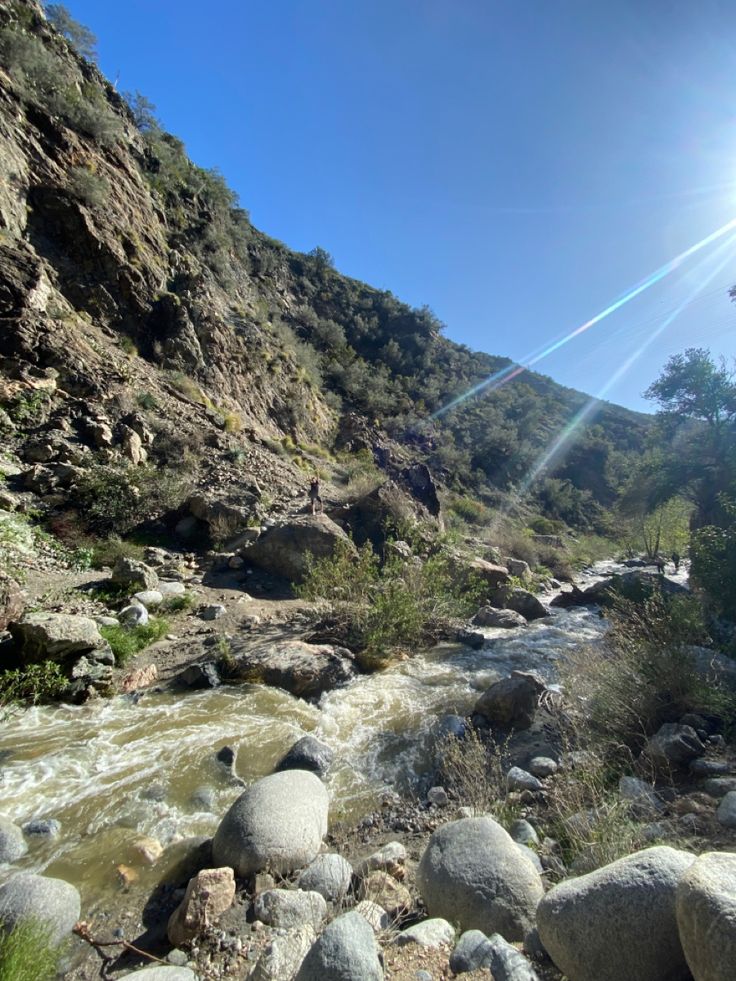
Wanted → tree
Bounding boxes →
[124,91,158,133]
[44,4,97,61]
[308,246,335,270]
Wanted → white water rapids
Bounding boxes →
[0,565,624,910]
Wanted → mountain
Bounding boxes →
[0,0,649,539]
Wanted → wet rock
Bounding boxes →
[295,910,383,981]
[177,661,220,689]
[645,723,705,769]
[397,918,455,948]
[716,791,736,828]
[0,818,28,862]
[456,626,485,649]
[472,606,527,629]
[506,767,542,792]
[131,836,164,865]
[254,889,327,931]
[248,924,316,981]
[199,603,226,621]
[298,853,353,903]
[22,818,61,837]
[416,817,544,940]
[119,603,149,627]
[276,735,334,777]
[472,671,546,731]
[191,786,216,811]
[212,770,328,876]
[216,745,236,769]
[536,846,696,981]
[450,930,494,972]
[487,933,540,980]
[120,664,158,693]
[359,871,412,918]
[676,851,736,981]
[167,867,235,945]
[490,585,549,621]
[111,557,159,591]
[0,872,81,944]
[354,900,390,932]
[225,640,357,700]
[242,514,355,584]
[8,612,109,664]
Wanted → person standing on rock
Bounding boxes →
[308,476,323,514]
[671,551,681,572]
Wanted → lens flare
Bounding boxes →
[504,232,736,515]
[432,215,736,420]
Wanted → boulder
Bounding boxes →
[487,934,540,981]
[397,917,455,948]
[646,723,705,769]
[472,671,546,731]
[224,640,356,700]
[701,776,736,797]
[0,818,27,863]
[490,586,549,621]
[716,791,736,828]
[448,552,509,590]
[337,477,441,551]
[0,576,24,632]
[357,841,407,878]
[133,590,163,608]
[295,910,383,981]
[0,872,81,945]
[359,871,412,918]
[509,819,539,847]
[416,817,544,940]
[528,756,557,778]
[567,571,689,608]
[506,767,543,792]
[536,846,696,981]
[167,867,235,945]
[177,661,220,689]
[119,603,149,627]
[212,770,328,876]
[449,930,494,973]
[619,775,664,817]
[8,612,109,664]
[298,853,353,902]
[248,924,316,981]
[472,606,527,629]
[242,514,355,583]
[276,735,334,777]
[22,818,61,837]
[198,604,226,621]
[506,558,532,581]
[111,557,159,591]
[254,889,327,932]
[676,851,736,981]
[354,900,390,933]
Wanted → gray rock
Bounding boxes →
[0,818,27,862]
[133,590,163,608]
[528,756,557,778]
[248,924,316,981]
[472,671,545,731]
[212,770,328,876]
[276,736,334,777]
[619,775,664,816]
[690,758,730,776]
[506,558,532,581]
[0,872,81,944]
[487,933,540,981]
[449,930,494,972]
[226,640,356,700]
[354,900,390,932]
[397,917,455,948]
[357,841,407,877]
[702,776,736,797]
[536,845,696,981]
[159,581,187,596]
[121,969,196,979]
[298,853,353,903]
[427,786,449,806]
[716,791,736,828]
[8,612,108,663]
[456,627,486,649]
[199,603,226,621]
[490,586,549,621]
[177,661,220,689]
[506,767,542,792]
[22,818,61,837]
[645,723,705,768]
[416,817,544,940]
[111,557,159,591]
[95,615,120,627]
[472,606,527,629]
[243,514,356,584]
[676,851,736,981]
[509,819,539,846]
[515,843,543,873]
[295,910,383,980]
[254,889,327,931]
[119,603,149,627]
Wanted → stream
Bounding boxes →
[0,562,628,911]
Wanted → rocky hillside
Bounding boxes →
[0,0,650,543]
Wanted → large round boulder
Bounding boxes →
[212,770,328,876]
[676,851,736,981]
[241,514,355,583]
[416,817,544,941]
[536,846,696,981]
[295,910,383,980]
[0,817,28,863]
[472,671,546,731]
[223,640,356,700]
[8,612,109,664]
[276,735,335,777]
[298,853,353,902]
[0,872,81,945]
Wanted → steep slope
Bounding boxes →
[0,0,649,538]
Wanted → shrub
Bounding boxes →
[690,503,736,620]
[90,535,145,569]
[44,3,97,60]
[439,729,520,826]
[0,661,67,708]
[99,618,169,665]
[0,918,64,981]
[447,493,490,525]
[73,464,192,535]
[67,165,108,207]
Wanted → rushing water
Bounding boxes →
[0,566,622,910]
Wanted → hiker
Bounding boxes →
[655,554,666,575]
[671,551,681,573]
[308,476,323,514]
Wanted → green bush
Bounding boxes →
[99,618,169,664]
[690,501,736,620]
[73,464,192,535]
[67,165,109,206]
[0,661,67,708]
[0,918,64,981]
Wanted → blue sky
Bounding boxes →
[63,0,736,412]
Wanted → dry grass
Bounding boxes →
[438,728,521,827]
